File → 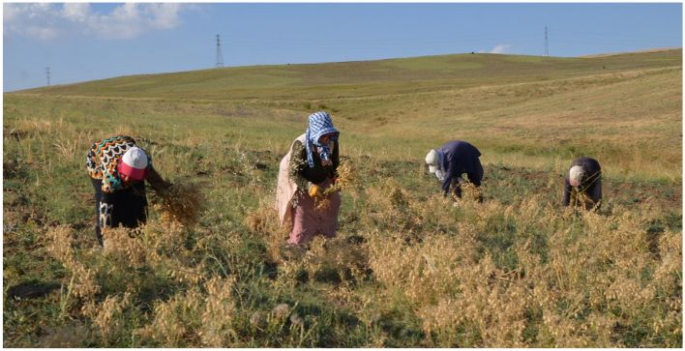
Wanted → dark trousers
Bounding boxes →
[91,178,148,246]
[563,174,602,211]
[574,177,602,211]
[452,164,484,201]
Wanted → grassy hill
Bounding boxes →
[12,49,682,179]
[20,49,682,100]
[3,49,682,347]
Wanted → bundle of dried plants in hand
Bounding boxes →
[315,160,356,212]
[152,179,205,227]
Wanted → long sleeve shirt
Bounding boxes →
[439,140,483,195]
[563,157,602,208]
[86,135,166,195]
[288,139,339,192]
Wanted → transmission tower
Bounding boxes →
[46,67,51,86]
[544,26,549,57]
[216,34,225,68]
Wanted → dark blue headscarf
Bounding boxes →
[305,111,339,168]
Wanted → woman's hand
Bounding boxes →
[308,184,322,198]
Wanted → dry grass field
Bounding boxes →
[3,49,682,347]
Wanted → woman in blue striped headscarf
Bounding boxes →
[275,111,341,246]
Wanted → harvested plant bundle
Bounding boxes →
[153,180,205,227]
[452,181,482,203]
[315,160,356,212]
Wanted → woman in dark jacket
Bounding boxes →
[563,156,602,211]
[425,140,483,202]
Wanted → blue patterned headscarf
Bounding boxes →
[305,111,339,168]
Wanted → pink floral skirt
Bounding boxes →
[288,179,341,245]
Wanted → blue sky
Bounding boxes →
[3,2,683,92]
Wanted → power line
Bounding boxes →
[216,34,224,68]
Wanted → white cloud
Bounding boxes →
[3,3,21,22]
[146,3,182,30]
[96,3,146,40]
[25,26,59,40]
[62,3,91,22]
[489,44,512,54]
[3,3,188,40]
[3,3,61,39]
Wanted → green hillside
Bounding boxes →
[17,49,682,101]
[10,49,681,179]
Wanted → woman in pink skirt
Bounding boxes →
[276,111,341,246]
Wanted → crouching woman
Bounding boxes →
[276,111,341,246]
[86,135,170,247]
[563,156,602,211]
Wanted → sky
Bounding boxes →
[2,1,683,92]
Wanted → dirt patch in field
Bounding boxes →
[487,164,681,210]
[610,181,681,209]
[7,281,61,299]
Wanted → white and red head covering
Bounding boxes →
[118,147,149,181]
